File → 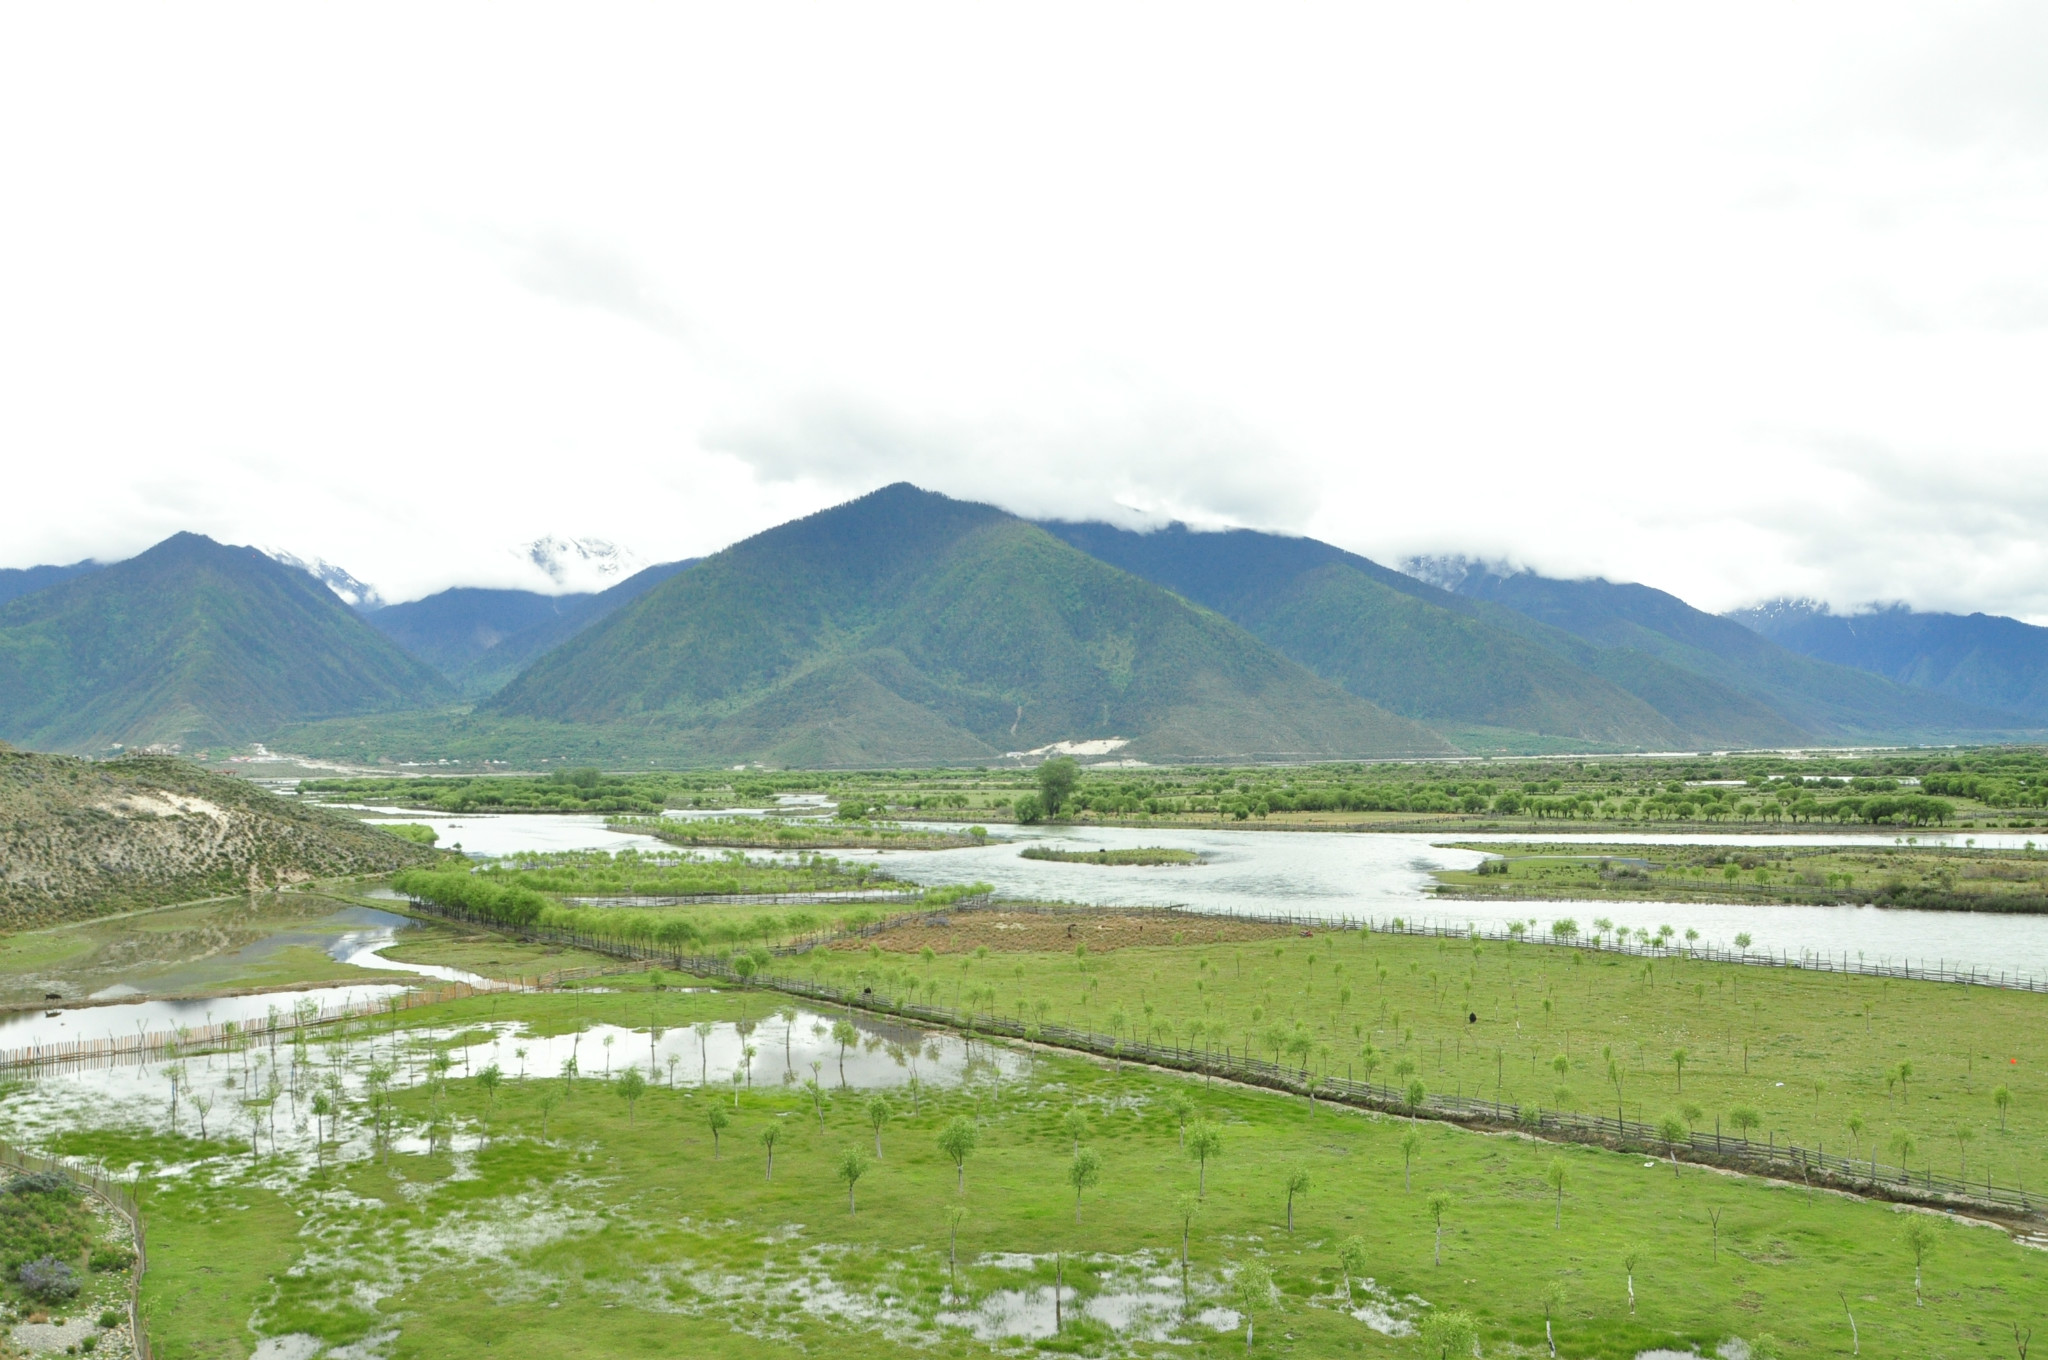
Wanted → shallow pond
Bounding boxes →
[0,907,490,1050]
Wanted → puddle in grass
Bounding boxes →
[0,1005,1025,1178]
[1343,1277,1422,1336]
[460,1006,1028,1094]
[935,1252,1242,1343]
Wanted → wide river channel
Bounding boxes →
[355,809,2048,985]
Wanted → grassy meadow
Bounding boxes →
[17,981,2042,1359]
[797,917,2048,1199]
[1436,842,2048,913]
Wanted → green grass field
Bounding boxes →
[20,981,2042,1359]
[798,918,2048,1201]
[1435,842,2048,913]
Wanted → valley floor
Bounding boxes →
[7,975,2040,1359]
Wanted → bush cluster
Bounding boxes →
[16,1254,79,1301]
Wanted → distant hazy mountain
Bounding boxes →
[1731,599,2048,724]
[0,560,101,606]
[367,558,697,695]
[1419,561,2027,742]
[0,533,452,752]
[488,484,1448,765]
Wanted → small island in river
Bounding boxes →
[1018,844,1201,866]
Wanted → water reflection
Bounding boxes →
[0,983,408,1050]
[0,1005,1022,1174]
[464,1007,1025,1094]
[0,908,487,1050]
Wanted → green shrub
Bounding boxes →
[89,1246,133,1273]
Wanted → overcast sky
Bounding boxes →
[5,5,2048,615]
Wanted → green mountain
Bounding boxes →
[487,485,1449,764]
[1427,563,2028,742]
[365,560,696,696]
[1731,599,2048,725]
[1040,522,1802,750]
[0,746,442,928]
[0,559,100,606]
[0,533,453,753]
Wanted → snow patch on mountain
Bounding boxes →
[263,549,386,611]
[514,536,646,593]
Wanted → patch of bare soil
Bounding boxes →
[834,909,1302,955]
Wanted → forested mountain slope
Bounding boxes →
[0,533,451,752]
[1731,600,2048,725]
[1430,564,2026,742]
[1042,521,1804,749]
[0,560,100,606]
[366,559,696,695]
[490,485,1448,764]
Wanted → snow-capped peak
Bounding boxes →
[515,536,645,593]
[263,548,386,611]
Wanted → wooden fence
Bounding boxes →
[0,1139,151,1359]
[0,982,492,1074]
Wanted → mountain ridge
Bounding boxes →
[1040,521,1809,750]
[0,533,453,753]
[1429,563,2028,741]
[365,558,697,696]
[489,484,1450,763]
[1731,599,2048,725]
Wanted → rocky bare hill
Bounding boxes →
[0,747,442,927]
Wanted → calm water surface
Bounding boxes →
[841,824,2048,982]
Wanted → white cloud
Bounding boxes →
[2,4,2048,618]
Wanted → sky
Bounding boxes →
[5,4,2048,615]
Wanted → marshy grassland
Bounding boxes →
[15,978,2041,1360]
[1018,847,1203,867]
[1435,841,2048,912]
[800,916,2048,1200]
[0,891,435,1008]
[612,815,991,852]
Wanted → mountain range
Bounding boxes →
[363,558,696,696]
[487,485,1447,764]
[1730,600,2048,725]
[1,485,2043,762]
